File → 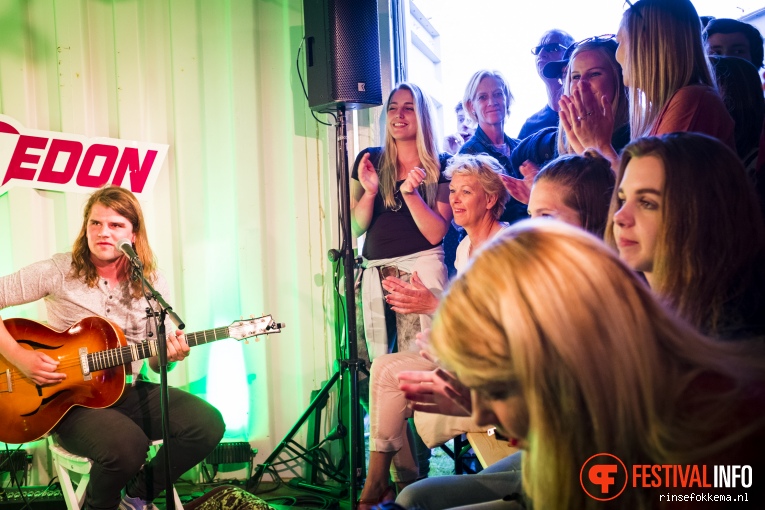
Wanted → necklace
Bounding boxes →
[390,189,403,212]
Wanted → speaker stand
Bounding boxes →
[248,107,365,507]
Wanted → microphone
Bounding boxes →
[116,239,143,269]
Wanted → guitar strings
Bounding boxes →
[4,325,256,384]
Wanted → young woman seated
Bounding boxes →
[606,132,765,340]
[400,221,765,509]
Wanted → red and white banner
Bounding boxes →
[0,115,168,197]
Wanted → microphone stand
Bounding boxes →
[136,267,185,510]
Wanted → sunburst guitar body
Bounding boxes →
[0,315,282,444]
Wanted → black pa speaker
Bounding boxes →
[303,0,383,112]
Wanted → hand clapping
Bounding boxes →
[398,367,472,417]
[558,80,613,154]
[358,152,380,196]
[400,167,426,195]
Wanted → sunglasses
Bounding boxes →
[531,43,568,56]
[623,0,644,20]
[562,34,616,60]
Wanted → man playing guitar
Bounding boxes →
[0,185,225,510]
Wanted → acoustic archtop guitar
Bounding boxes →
[0,315,282,444]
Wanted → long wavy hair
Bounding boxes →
[432,220,765,510]
[71,185,156,298]
[621,0,715,137]
[605,133,765,334]
[557,41,629,155]
[378,82,440,209]
[534,149,615,238]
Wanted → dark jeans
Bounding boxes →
[55,381,225,510]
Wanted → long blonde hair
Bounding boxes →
[378,82,440,209]
[71,185,157,298]
[432,220,765,510]
[557,41,629,155]
[621,0,715,137]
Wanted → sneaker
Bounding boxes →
[118,494,158,510]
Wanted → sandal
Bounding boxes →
[357,485,396,510]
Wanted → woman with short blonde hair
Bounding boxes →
[459,70,527,224]
[360,153,509,508]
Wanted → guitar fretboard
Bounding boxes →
[86,326,232,372]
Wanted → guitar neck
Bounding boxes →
[87,326,231,372]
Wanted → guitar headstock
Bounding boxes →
[229,315,284,341]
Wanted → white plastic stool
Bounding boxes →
[48,436,183,509]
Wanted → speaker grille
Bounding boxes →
[204,442,255,465]
[305,0,383,111]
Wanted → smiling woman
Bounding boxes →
[459,70,529,224]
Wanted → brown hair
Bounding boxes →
[605,133,765,333]
[534,150,615,238]
[71,185,157,298]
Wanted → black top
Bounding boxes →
[351,147,450,260]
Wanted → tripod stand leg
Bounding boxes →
[248,370,343,491]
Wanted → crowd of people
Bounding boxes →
[2,1,765,509]
[351,1,765,508]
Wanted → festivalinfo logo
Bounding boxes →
[580,453,753,503]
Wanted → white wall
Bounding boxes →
[0,0,340,483]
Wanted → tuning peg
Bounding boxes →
[250,314,255,318]
[244,339,249,344]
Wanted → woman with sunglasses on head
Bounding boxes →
[559,0,734,168]
[507,36,629,204]
[458,70,527,224]
[606,132,765,341]
[517,29,575,140]
[352,83,452,364]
